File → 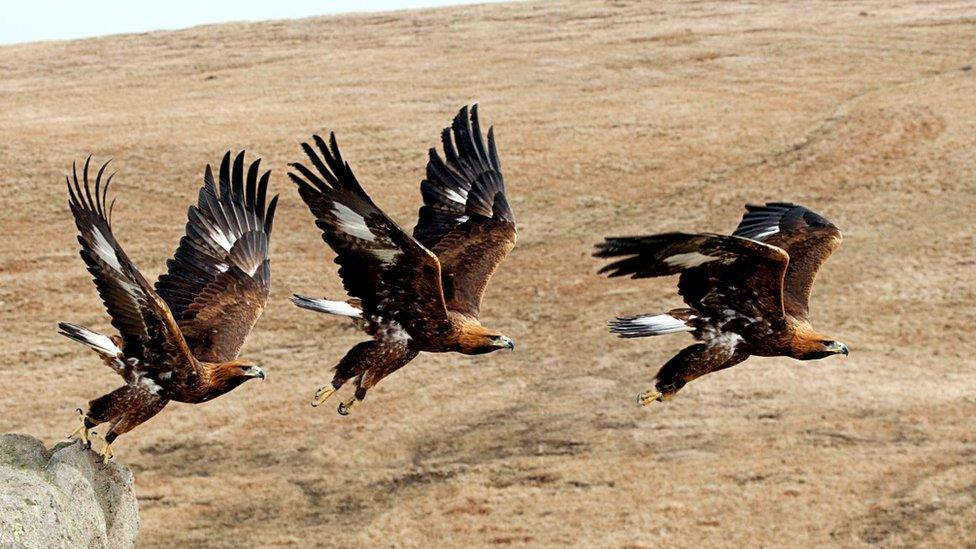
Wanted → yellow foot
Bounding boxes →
[68,408,91,448]
[337,397,359,416]
[311,386,336,408]
[100,442,114,464]
[637,390,664,407]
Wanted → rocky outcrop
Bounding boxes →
[0,434,139,548]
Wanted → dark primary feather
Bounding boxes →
[288,133,451,333]
[595,232,789,327]
[414,104,513,249]
[155,151,278,362]
[415,105,517,317]
[66,158,194,368]
[733,202,842,319]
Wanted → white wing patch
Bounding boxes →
[753,226,779,240]
[443,188,467,205]
[332,203,375,242]
[207,222,236,253]
[91,228,122,271]
[664,252,718,269]
[370,248,399,263]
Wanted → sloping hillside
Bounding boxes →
[1,1,974,545]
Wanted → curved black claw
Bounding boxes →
[337,398,360,416]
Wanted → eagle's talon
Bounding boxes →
[337,397,358,416]
[100,442,114,464]
[637,390,664,407]
[312,386,336,408]
[68,409,91,447]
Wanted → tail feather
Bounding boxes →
[58,322,122,356]
[291,295,362,318]
[609,312,696,338]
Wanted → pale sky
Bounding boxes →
[0,0,509,46]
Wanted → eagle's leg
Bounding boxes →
[640,344,747,406]
[87,387,168,461]
[337,385,367,416]
[100,433,116,464]
[311,383,339,407]
[315,341,374,409]
[68,408,98,449]
[332,341,419,416]
[636,390,665,407]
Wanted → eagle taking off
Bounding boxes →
[59,153,277,460]
[595,203,848,406]
[290,105,516,415]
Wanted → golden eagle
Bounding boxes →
[595,203,848,406]
[290,105,516,415]
[59,153,277,460]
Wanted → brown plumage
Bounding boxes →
[595,202,848,406]
[290,105,516,415]
[59,152,277,459]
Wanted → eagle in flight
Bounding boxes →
[59,153,277,460]
[595,203,848,406]
[290,105,516,415]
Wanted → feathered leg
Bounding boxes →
[85,386,168,461]
[320,340,418,415]
[638,343,748,406]
[71,386,129,448]
[311,340,374,407]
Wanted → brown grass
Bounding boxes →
[1,0,975,546]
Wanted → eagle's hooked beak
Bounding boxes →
[244,366,267,380]
[826,342,849,356]
[497,336,515,351]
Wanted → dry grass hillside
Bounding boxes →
[1,1,974,546]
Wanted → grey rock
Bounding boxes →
[0,434,139,548]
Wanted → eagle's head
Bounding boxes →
[212,358,267,391]
[237,360,267,381]
[800,339,850,360]
[457,325,515,355]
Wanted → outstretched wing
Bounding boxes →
[733,202,842,319]
[595,232,790,329]
[413,105,516,318]
[155,152,279,363]
[289,133,450,333]
[66,158,195,369]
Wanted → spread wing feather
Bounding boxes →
[414,105,516,317]
[595,232,790,328]
[66,158,196,370]
[289,133,450,333]
[733,202,842,319]
[155,151,278,363]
